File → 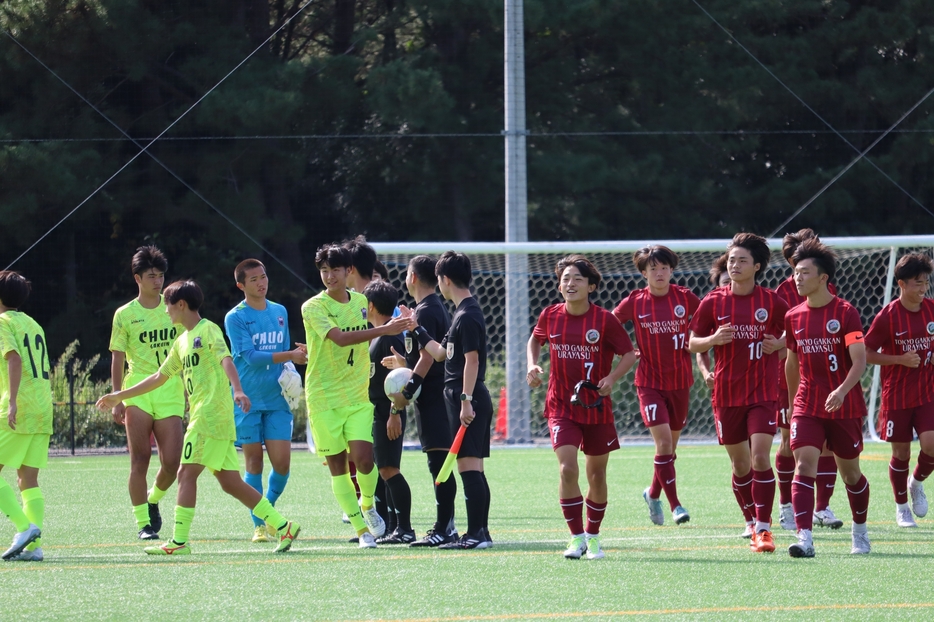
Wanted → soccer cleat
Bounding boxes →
[643,488,664,526]
[851,529,871,554]
[740,522,754,539]
[908,475,928,518]
[252,526,270,543]
[779,503,795,530]
[813,507,844,530]
[361,506,386,538]
[138,526,160,540]
[563,535,587,559]
[144,541,191,556]
[672,505,690,525]
[275,521,300,553]
[585,534,605,560]
[788,529,815,558]
[358,532,377,549]
[753,530,775,553]
[266,522,278,538]
[9,547,43,562]
[341,513,351,524]
[409,528,458,548]
[376,528,417,545]
[896,503,918,528]
[438,532,490,550]
[483,528,494,547]
[148,502,162,534]
[2,524,40,561]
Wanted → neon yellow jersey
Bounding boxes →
[110,296,179,376]
[0,311,53,435]
[159,319,235,440]
[301,290,370,414]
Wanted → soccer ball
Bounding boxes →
[384,367,421,400]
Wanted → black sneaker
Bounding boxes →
[409,528,458,548]
[377,528,417,545]
[138,525,160,540]
[438,532,490,550]
[148,503,162,534]
[482,528,493,547]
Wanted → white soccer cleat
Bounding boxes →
[851,528,871,554]
[908,475,928,518]
[9,547,43,562]
[813,507,844,530]
[358,532,377,549]
[740,521,754,539]
[563,535,586,559]
[896,503,917,528]
[779,503,795,530]
[642,488,664,526]
[788,529,815,558]
[2,524,40,561]
[585,534,605,560]
[361,506,386,538]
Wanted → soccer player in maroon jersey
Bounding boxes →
[785,240,870,557]
[613,246,699,526]
[865,252,934,528]
[689,233,788,553]
[527,255,636,559]
[775,229,842,532]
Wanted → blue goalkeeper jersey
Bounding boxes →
[224,300,291,412]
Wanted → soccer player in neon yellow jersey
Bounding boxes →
[0,271,51,562]
[110,246,184,540]
[98,280,300,556]
[302,244,415,548]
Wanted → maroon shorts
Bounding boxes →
[637,387,690,432]
[714,402,777,446]
[548,417,619,456]
[790,412,863,460]
[879,401,934,443]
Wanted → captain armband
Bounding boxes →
[844,331,864,347]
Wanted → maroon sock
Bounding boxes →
[732,471,755,522]
[792,475,816,531]
[584,498,607,536]
[649,467,662,499]
[914,450,934,482]
[815,455,837,511]
[654,454,681,509]
[775,453,796,505]
[752,469,776,525]
[889,457,911,505]
[845,474,870,525]
[560,496,584,535]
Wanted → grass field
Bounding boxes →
[2,442,934,621]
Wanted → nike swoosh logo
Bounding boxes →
[898,490,907,496]
[896,331,908,336]
[853,442,860,447]
[666,478,675,485]
[768,421,776,426]
[638,313,651,319]
[856,510,866,515]
[795,328,805,334]
[607,440,616,446]
[549,334,561,339]
[717,315,730,321]
[794,511,807,517]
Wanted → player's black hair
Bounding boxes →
[163,280,204,311]
[894,252,934,283]
[315,244,352,270]
[373,260,389,281]
[363,280,399,317]
[791,239,836,283]
[709,253,729,286]
[132,245,168,276]
[235,258,266,284]
[728,232,771,280]
[435,251,472,289]
[782,228,820,266]
[343,235,377,280]
[554,254,602,290]
[633,245,679,273]
[0,271,31,309]
[408,255,438,288]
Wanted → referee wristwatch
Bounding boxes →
[460,393,472,402]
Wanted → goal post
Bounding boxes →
[373,235,934,443]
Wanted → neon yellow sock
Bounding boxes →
[356,465,378,510]
[133,503,150,530]
[252,498,285,532]
[22,487,44,550]
[147,485,168,504]
[0,479,29,532]
[172,506,195,545]
[332,473,366,532]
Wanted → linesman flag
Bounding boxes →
[434,424,467,485]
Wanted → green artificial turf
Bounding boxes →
[2,443,933,621]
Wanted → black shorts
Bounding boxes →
[414,387,454,451]
[443,383,492,459]
[372,401,405,470]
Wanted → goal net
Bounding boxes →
[374,236,934,443]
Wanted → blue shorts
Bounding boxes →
[235,409,293,447]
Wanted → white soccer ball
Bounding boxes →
[384,367,421,401]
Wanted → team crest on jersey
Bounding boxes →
[369,362,376,379]
[446,342,455,360]
[927,322,934,335]
[674,305,686,319]
[826,319,841,334]
[585,329,600,344]
[193,337,202,349]
[278,316,284,327]
[361,308,368,320]
[754,308,769,323]
[405,335,413,354]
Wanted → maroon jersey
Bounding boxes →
[613,284,700,390]
[785,297,867,420]
[775,277,837,392]
[690,285,789,407]
[864,298,934,410]
[533,303,634,424]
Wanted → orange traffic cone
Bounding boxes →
[494,387,507,440]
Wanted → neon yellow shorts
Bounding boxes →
[181,429,239,473]
[123,373,185,421]
[0,429,50,469]
[309,402,374,456]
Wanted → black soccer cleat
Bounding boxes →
[138,525,160,540]
[438,532,490,550]
[409,528,458,548]
[376,528,417,545]
[148,503,162,534]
